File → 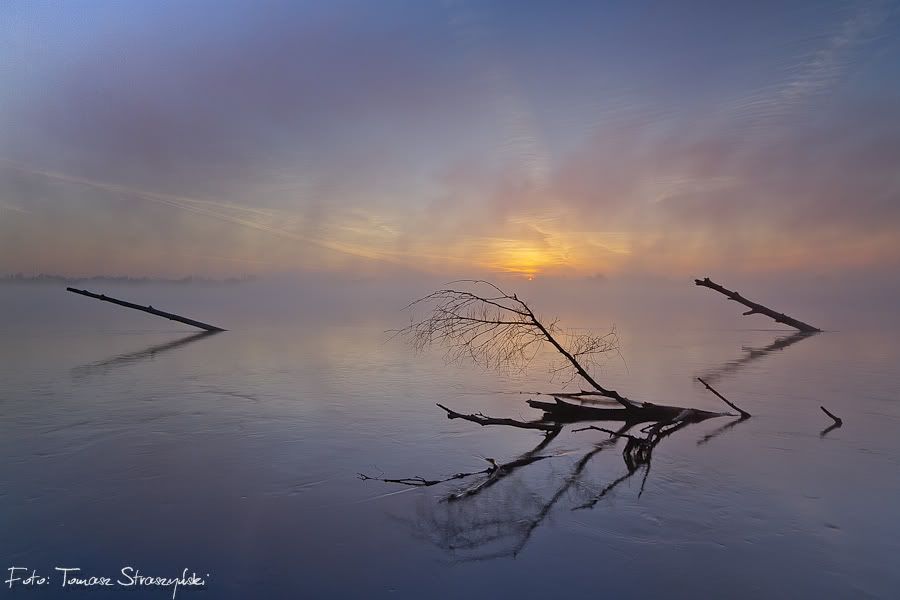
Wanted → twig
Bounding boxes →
[820,406,843,426]
[697,378,751,418]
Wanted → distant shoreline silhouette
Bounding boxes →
[0,273,254,285]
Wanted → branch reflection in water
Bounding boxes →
[70,330,221,379]
[360,280,780,561]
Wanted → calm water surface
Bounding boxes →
[1,282,898,598]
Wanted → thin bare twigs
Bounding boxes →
[398,280,634,408]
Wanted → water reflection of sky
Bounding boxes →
[1,283,898,598]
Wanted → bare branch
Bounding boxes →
[436,403,560,432]
[697,377,751,418]
[694,277,821,332]
[398,281,634,408]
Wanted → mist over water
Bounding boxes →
[1,279,899,598]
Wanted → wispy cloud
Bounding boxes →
[445,1,550,188]
[1,2,898,279]
[727,0,890,127]
[0,160,404,265]
[0,200,30,215]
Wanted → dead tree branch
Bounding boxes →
[436,403,560,432]
[399,280,636,408]
[364,279,755,557]
[66,287,226,331]
[697,377,751,418]
[694,277,821,332]
[400,281,746,427]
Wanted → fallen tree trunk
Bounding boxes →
[694,277,820,332]
[66,287,226,332]
[527,396,729,424]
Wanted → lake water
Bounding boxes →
[1,280,898,598]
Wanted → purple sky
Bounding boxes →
[1,0,898,280]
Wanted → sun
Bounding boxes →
[488,243,555,278]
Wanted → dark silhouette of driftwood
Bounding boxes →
[401,280,745,423]
[694,277,820,332]
[527,394,745,423]
[66,287,226,332]
[362,280,760,559]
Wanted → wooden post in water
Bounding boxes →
[66,287,226,332]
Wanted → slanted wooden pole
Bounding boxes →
[66,287,226,332]
[694,277,821,332]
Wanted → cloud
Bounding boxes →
[1,1,898,279]
[726,0,891,130]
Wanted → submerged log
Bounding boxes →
[66,287,226,332]
[694,277,821,332]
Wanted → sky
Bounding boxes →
[1,0,898,281]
